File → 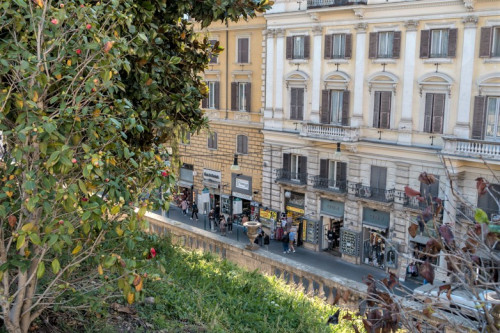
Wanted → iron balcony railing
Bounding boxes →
[352,183,395,203]
[307,0,367,9]
[312,176,347,193]
[275,168,308,185]
[457,203,500,222]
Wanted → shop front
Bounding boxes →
[199,169,221,214]
[302,217,320,251]
[319,198,345,256]
[284,191,305,247]
[178,164,194,204]
[231,174,254,224]
[260,209,279,239]
[362,208,390,269]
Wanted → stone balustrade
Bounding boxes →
[442,136,500,161]
[300,123,359,142]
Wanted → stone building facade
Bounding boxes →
[261,0,500,280]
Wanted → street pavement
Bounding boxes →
[157,205,420,292]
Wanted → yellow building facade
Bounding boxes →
[177,17,266,222]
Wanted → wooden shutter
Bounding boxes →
[379,91,391,129]
[202,97,208,108]
[342,90,350,126]
[324,34,333,59]
[297,88,304,120]
[237,135,242,154]
[231,82,238,110]
[447,28,457,58]
[238,38,249,63]
[214,82,220,109]
[283,153,291,172]
[368,32,378,59]
[320,90,331,124]
[370,166,387,190]
[392,31,401,59]
[373,91,381,128]
[431,93,445,134]
[209,40,218,63]
[479,27,492,58]
[299,156,307,183]
[423,93,434,133]
[472,96,487,140]
[208,133,213,149]
[345,34,352,59]
[290,88,298,120]
[286,37,293,59]
[245,83,251,112]
[336,162,347,182]
[304,35,310,59]
[319,159,329,179]
[243,135,248,154]
[420,30,430,58]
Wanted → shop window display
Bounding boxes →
[363,232,387,269]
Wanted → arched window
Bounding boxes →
[285,71,309,121]
[417,73,453,134]
[321,71,351,125]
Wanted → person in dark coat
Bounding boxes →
[282,231,290,254]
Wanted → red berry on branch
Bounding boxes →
[76,49,82,55]
[86,24,92,30]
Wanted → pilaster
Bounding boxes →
[310,26,323,123]
[264,29,275,120]
[275,29,285,116]
[455,16,478,138]
[352,23,367,127]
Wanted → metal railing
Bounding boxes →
[312,176,347,193]
[442,136,500,160]
[352,184,395,203]
[275,168,308,185]
[457,203,500,221]
[307,0,367,8]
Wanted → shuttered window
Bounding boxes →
[370,166,387,190]
[333,34,346,58]
[236,135,248,154]
[207,132,218,150]
[209,40,218,64]
[321,90,350,125]
[479,27,500,58]
[232,82,251,112]
[373,91,391,129]
[330,91,343,124]
[286,36,310,60]
[420,28,457,58]
[202,81,219,109]
[369,31,401,59]
[237,38,249,63]
[208,82,215,109]
[290,87,304,120]
[423,93,446,134]
[325,34,352,59]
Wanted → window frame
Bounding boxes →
[209,39,218,64]
[291,154,300,181]
[485,96,500,141]
[293,36,305,60]
[236,135,248,155]
[330,90,344,125]
[236,37,250,64]
[290,87,305,121]
[332,33,346,59]
[238,82,247,112]
[430,29,449,59]
[208,81,216,109]
[207,132,218,150]
[493,27,500,58]
[377,31,394,59]
[423,92,446,134]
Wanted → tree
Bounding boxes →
[0,0,271,332]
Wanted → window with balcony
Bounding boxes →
[320,90,350,125]
[237,37,249,63]
[209,39,218,64]
[368,31,401,59]
[202,81,219,109]
[478,184,500,220]
[324,33,352,59]
[317,159,347,191]
[236,135,248,155]
[231,82,251,112]
[423,93,445,134]
[370,166,386,191]
[486,97,500,140]
[286,35,310,60]
[207,132,217,150]
[373,91,392,129]
[420,28,457,58]
[480,26,500,58]
[280,153,307,184]
[290,87,304,120]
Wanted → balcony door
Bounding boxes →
[370,166,387,191]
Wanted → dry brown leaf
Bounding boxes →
[404,186,421,197]
[408,223,419,238]
[341,289,351,303]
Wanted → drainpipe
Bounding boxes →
[225,20,229,120]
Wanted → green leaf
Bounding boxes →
[16,235,25,250]
[103,255,117,268]
[47,234,58,248]
[78,180,88,195]
[138,33,148,42]
[46,151,60,167]
[82,210,91,221]
[29,233,41,246]
[51,259,61,274]
[36,262,45,279]
[475,208,489,224]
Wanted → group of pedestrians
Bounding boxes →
[208,207,233,236]
[282,229,296,254]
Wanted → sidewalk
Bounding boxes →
[158,205,419,291]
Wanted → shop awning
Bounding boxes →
[202,180,220,189]
[362,222,387,233]
[177,180,193,188]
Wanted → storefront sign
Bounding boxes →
[286,205,305,214]
[235,178,249,191]
[232,191,252,201]
[320,199,345,217]
[180,167,194,183]
[362,208,390,230]
[287,191,305,207]
[340,228,360,257]
[203,169,221,183]
[260,210,277,221]
[250,201,260,207]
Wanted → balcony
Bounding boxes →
[307,0,367,9]
[312,176,347,194]
[300,123,359,142]
[457,203,500,222]
[275,169,307,186]
[352,183,395,203]
[442,136,500,161]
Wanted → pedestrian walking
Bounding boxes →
[220,215,227,236]
[209,209,216,232]
[181,199,188,216]
[190,202,199,221]
[227,216,233,234]
[282,231,290,254]
[289,229,296,253]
